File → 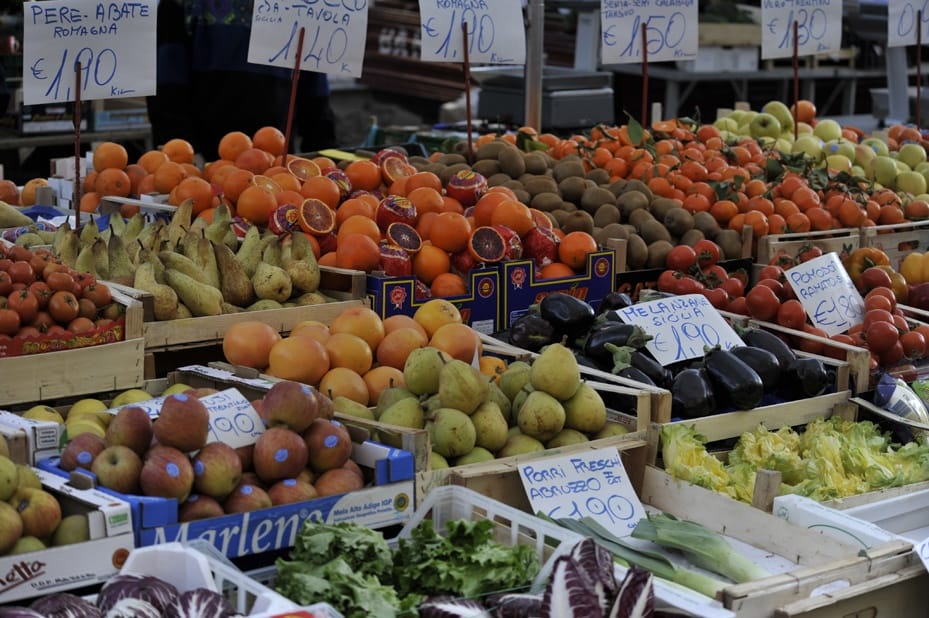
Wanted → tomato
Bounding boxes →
[865,320,900,353]
[893,314,910,333]
[864,294,894,314]
[82,283,112,308]
[693,239,722,268]
[48,290,79,324]
[0,308,19,336]
[657,270,682,293]
[860,266,894,291]
[0,271,11,296]
[45,271,75,293]
[7,261,35,285]
[701,265,728,288]
[701,286,729,309]
[720,277,745,300]
[745,285,781,321]
[73,273,96,292]
[28,254,48,275]
[7,290,38,324]
[758,265,786,284]
[728,269,749,287]
[769,251,796,269]
[863,309,895,330]
[30,311,53,332]
[879,340,905,366]
[756,278,786,300]
[915,324,929,344]
[28,281,51,309]
[15,326,41,340]
[42,261,69,281]
[864,287,896,311]
[826,334,857,361]
[889,363,918,382]
[7,246,32,262]
[68,316,96,334]
[77,297,97,320]
[798,245,824,263]
[776,299,807,330]
[796,325,827,355]
[726,296,750,315]
[674,276,705,295]
[900,330,927,359]
[94,318,114,330]
[666,245,697,272]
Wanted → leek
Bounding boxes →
[631,513,770,584]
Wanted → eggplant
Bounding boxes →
[616,365,656,386]
[539,292,596,340]
[730,345,781,392]
[704,347,764,410]
[672,368,715,419]
[596,291,634,315]
[781,357,830,399]
[508,313,555,351]
[604,343,672,387]
[738,327,797,372]
[582,323,652,368]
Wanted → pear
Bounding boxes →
[530,343,581,400]
[293,291,327,305]
[135,219,164,251]
[455,447,495,465]
[138,245,165,283]
[0,201,33,227]
[213,241,254,307]
[512,384,534,417]
[0,455,17,501]
[106,234,134,286]
[517,390,566,442]
[235,226,264,278]
[180,229,202,262]
[546,428,590,448]
[594,421,631,440]
[486,382,513,425]
[22,404,65,423]
[403,348,449,395]
[332,396,375,420]
[423,393,443,414]
[164,268,223,316]
[14,232,45,247]
[221,302,245,314]
[134,261,179,320]
[282,232,321,293]
[56,230,81,268]
[498,433,545,458]
[499,361,532,401]
[437,360,488,415]
[122,213,145,245]
[430,451,450,470]
[108,212,126,238]
[52,220,71,251]
[189,216,208,234]
[262,236,283,268]
[173,303,193,319]
[252,261,293,302]
[79,218,99,246]
[204,203,233,245]
[9,537,46,555]
[0,434,8,458]
[91,237,109,279]
[52,513,90,546]
[469,401,508,452]
[378,398,425,448]
[16,464,42,490]
[245,299,282,311]
[375,385,417,419]
[195,236,221,289]
[159,250,211,285]
[562,382,607,434]
[166,197,193,247]
[427,408,476,458]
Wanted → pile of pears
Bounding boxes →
[334,342,629,468]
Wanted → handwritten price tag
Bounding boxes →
[201,388,265,449]
[518,450,644,535]
[23,0,156,105]
[417,0,525,64]
[761,0,843,60]
[614,294,743,366]
[247,0,369,78]
[785,252,864,337]
[888,0,929,47]
[600,0,698,65]
[918,536,929,573]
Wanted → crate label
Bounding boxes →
[202,388,265,449]
[23,0,157,105]
[247,0,368,78]
[614,294,743,366]
[888,0,929,48]
[761,0,843,60]
[417,0,525,64]
[785,252,864,336]
[600,0,698,64]
[517,450,644,535]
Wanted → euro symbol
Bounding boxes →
[767,19,778,34]
[422,18,438,37]
[603,25,616,46]
[30,58,46,80]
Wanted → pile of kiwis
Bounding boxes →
[404,139,747,270]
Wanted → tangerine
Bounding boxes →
[267,336,329,385]
[412,244,450,284]
[92,142,128,171]
[329,306,385,350]
[162,138,195,164]
[222,168,255,203]
[218,131,253,162]
[557,231,597,271]
[170,176,214,214]
[235,147,273,174]
[236,184,277,225]
[430,272,467,297]
[153,161,188,193]
[94,167,131,197]
[253,126,287,157]
[335,233,381,271]
[137,149,169,173]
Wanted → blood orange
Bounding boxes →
[297,198,335,236]
[467,226,506,263]
[386,222,423,254]
[493,224,523,260]
[286,157,321,181]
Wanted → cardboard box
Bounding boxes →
[0,412,65,465]
[368,266,502,334]
[0,468,134,604]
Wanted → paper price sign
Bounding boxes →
[785,252,864,337]
[23,0,156,105]
[614,294,743,366]
[518,450,644,535]
[247,0,369,78]
[600,0,698,65]
[888,0,929,47]
[202,388,265,449]
[918,536,929,574]
[761,0,842,60]
[418,0,525,64]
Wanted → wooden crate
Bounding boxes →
[756,228,860,266]
[860,220,929,271]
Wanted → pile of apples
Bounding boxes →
[58,380,362,522]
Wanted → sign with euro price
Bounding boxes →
[23,0,156,105]
[417,0,525,64]
[599,0,698,65]
[518,450,644,535]
[785,252,864,337]
[201,388,266,449]
[760,0,842,60]
[613,294,744,366]
[247,0,368,78]
[888,0,929,47]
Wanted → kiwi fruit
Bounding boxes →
[531,192,563,213]
[524,176,559,197]
[617,179,653,202]
[693,211,721,239]
[580,186,616,214]
[562,211,595,234]
[425,162,446,176]
[593,203,621,228]
[622,224,638,237]
[498,148,527,178]
[513,189,531,205]
[560,200,578,212]
[628,208,655,231]
[640,219,673,245]
[488,173,512,187]
[679,228,705,246]
[715,229,745,260]
[553,159,586,183]
[594,222,628,247]
[471,159,500,178]
[437,153,467,166]
[625,234,649,269]
[646,240,674,268]
[608,178,628,196]
[585,168,610,185]
[552,209,573,226]
[559,176,589,205]
[663,207,695,238]
[617,190,650,219]
[475,140,511,160]
[409,155,431,167]
[524,152,550,175]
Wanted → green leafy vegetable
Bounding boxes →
[290,521,393,581]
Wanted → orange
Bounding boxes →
[271,171,302,192]
[170,176,214,214]
[413,298,462,338]
[479,356,507,384]
[558,231,597,271]
[538,262,575,279]
[490,200,534,236]
[137,149,169,173]
[276,189,305,207]
[92,141,128,171]
[382,314,428,339]
[218,131,253,162]
[235,147,273,174]
[337,214,381,244]
[412,244,450,285]
[363,366,405,404]
[405,171,442,193]
[407,186,444,214]
[344,160,382,192]
[222,168,255,203]
[253,126,287,157]
[440,195,464,214]
[162,138,195,164]
[94,167,131,197]
[300,175,341,209]
[473,191,512,226]
[429,322,482,363]
[335,233,381,271]
[329,306,385,351]
[236,184,277,225]
[153,161,187,193]
[429,212,471,253]
[267,336,329,384]
[375,327,427,370]
[318,367,370,405]
[336,197,375,225]
[251,174,282,195]
[79,191,101,213]
[222,321,281,370]
[291,320,331,343]
[136,174,156,195]
[430,271,467,297]
[125,163,148,196]
[324,332,374,375]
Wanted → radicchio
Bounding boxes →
[165,588,239,618]
[419,596,491,617]
[0,608,43,617]
[609,566,654,618]
[569,537,618,613]
[30,592,102,618]
[103,598,161,618]
[96,574,179,614]
[487,592,543,617]
[541,554,604,617]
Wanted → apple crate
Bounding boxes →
[756,228,860,266]
[860,219,929,271]
[0,467,135,605]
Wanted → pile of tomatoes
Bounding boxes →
[656,239,749,311]
[0,243,119,343]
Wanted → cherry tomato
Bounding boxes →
[900,330,927,359]
[693,239,722,268]
[879,340,905,366]
[7,261,34,285]
[701,286,729,309]
[860,267,893,292]
[758,264,786,284]
[48,290,79,324]
[0,308,19,336]
[776,299,807,330]
[82,283,112,308]
[7,290,38,324]
[666,245,698,272]
[745,285,781,321]
[720,277,745,300]
[863,309,895,330]
[866,320,900,353]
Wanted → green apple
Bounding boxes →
[825,154,852,173]
[22,405,65,424]
[854,143,877,171]
[918,167,929,191]
[896,170,927,195]
[898,142,927,169]
[797,121,814,135]
[110,388,152,408]
[775,137,794,153]
[728,110,748,124]
[896,159,912,173]
[749,113,782,139]
[792,135,824,159]
[737,110,759,131]
[862,137,890,157]
[714,117,739,132]
[813,119,843,142]
[163,383,193,396]
[825,139,856,160]
[68,399,106,419]
[762,100,795,134]
[872,155,899,186]
[851,165,866,177]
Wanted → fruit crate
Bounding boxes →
[860,219,929,271]
[0,467,135,605]
[755,228,860,266]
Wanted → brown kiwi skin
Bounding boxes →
[498,148,527,178]
[553,159,586,183]
[594,223,628,248]
[646,240,674,268]
[617,191,650,220]
[580,187,617,215]
[639,219,673,245]
[585,168,610,185]
[663,207,695,238]
[679,228,705,247]
[561,211,595,235]
[471,159,500,178]
[715,229,745,260]
[649,197,679,223]
[627,208,654,231]
[692,211,721,240]
[625,234,649,269]
[531,192,564,213]
[524,152,550,175]
[593,203,621,228]
[475,141,511,160]
[559,176,589,205]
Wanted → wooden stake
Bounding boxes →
[283,26,306,165]
[641,22,649,127]
[918,11,923,129]
[792,20,799,141]
[73,62,82,226]
[461,21,474,164]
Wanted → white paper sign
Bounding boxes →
[614,294,744,366]
[888,0,929,47]
[201,388,266,449]
[785,252,864,337]
[417,0,526,64]
[23,0,156,105]
[247,0,369,78]
[518,450,644,535]
[917,536,929,573]
[761,0,843,60]
[600,0,698,65]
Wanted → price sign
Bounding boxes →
[247,0,369,78]
[23,0,156,105]
[614,294,744,366]
[418,0,525,64]
[918,536,929,573]
[761,0,843,60]
[201,388,265,449]
[600,0,698,65]
[785,252,864,337]
[888,0,929,47]
[518,450,644,535]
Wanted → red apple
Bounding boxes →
[140,446,194,501]
[59,433,106,471]
[9,487,61,538]
[303,419,352,473]
[192,442,242,500]
[313,467,364,497]
[92,445,143,494]
[105,405,153,455]
[253,427,309,484]
[178,494,225,522]
[261,381,319,433]
[268,478,318,506]
[153,393,209,453]
[223,480,272,513]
